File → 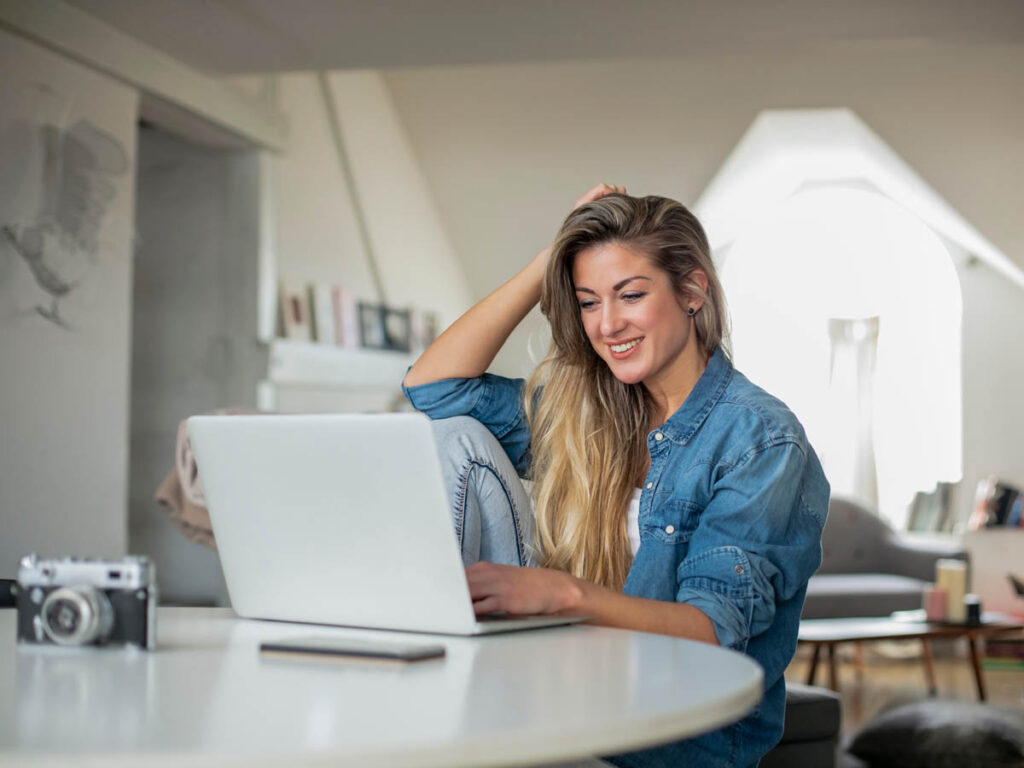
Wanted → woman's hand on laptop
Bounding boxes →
[467,561,720,643]
[466,562,586,617]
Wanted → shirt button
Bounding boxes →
[654,432,664,442]
[646,482,653,490]
[665,525,675,534]
[734,564,745,575]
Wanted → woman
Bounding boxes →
[403,185,829,768]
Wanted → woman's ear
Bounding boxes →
[685,270,709,312]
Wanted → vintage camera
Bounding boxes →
[15,554,157,649]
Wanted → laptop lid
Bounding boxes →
[188,413,486,635]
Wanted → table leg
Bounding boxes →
[921,639,937,696]
[806,644,821,686]
[827,643,839,692]
[968,634,987,701]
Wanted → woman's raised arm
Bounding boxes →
[402,184,625,388]
[402,247,548,387]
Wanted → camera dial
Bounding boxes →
[40,586,115,646]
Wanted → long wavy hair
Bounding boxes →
[524,194,728,590]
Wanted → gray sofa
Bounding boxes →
[803,497,969,620]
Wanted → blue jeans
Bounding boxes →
[431,417,614,768]
[431,416,535,568]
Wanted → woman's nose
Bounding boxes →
[600,303,625,337]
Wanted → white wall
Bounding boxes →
[127,69,474,597]
[265,73,373,296]
[326,71,471,322]
[958,243,1024,520]
[0,28,137,574]
[0,28,474,590]
[262,70,472,327]
[383,39,1024,526]
[129,126,265,605]
[232,70,473,413]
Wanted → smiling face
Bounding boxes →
[572,241,703,390]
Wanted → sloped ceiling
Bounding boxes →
[63,0,1024,74]
[696,108,1024,289]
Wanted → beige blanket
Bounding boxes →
[155,467,216,550]
[154,411,258,550]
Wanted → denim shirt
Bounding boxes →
[404,347,830,768]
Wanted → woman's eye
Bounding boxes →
[622,292,646,302]
[578,300,598,310]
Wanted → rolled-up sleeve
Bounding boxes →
[403,373,531,474]
[675,440,825,651]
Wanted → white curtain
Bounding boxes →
[825,317,880,511]
[721,186,962,529]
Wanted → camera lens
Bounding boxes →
[41,586,114,646]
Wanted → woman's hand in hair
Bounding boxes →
[403,183,625,389]
[523,184,627,274]
[573,183,627,210]
[466,561,585,617]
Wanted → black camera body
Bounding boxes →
[15,554,157,649]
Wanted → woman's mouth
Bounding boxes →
[608,337,643,360]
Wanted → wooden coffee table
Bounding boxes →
[798,611,1023,700]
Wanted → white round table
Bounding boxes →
[0,607,763,767]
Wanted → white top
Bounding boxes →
[627,487,643,555]
[0,607,763,767]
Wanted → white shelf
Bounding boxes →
[266,339,414,390]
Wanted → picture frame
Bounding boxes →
[382,307,413,352]
[412,310,440,352]
[358,303,412,352]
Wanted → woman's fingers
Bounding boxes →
[573,183,627,210]
[471,595,502,615]
[466,561,502,595]
[465,561,583,616]
[467,563,513,615]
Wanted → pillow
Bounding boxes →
[847,700,1024,768]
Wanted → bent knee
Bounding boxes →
[430,415,490,443]
[430,416,510,476]
[430,416,493,457]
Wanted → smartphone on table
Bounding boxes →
[259,635,446,664]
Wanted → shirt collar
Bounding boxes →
[655,346,733,444]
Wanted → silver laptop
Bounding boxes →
[187,413,583,635]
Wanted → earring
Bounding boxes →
[687,307,696,316]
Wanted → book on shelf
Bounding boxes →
[309,284,335,345]
[982,656,1024,670]
[277,280,440,356]
[279,279,312,342]
[985,637,1024,658]
[969,475,1024,529]
[981,632,1024,670]
[331,286,360,349]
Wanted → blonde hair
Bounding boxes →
[525,194,727,590]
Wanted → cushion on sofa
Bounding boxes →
[803,573,928,619]
[847,700,1024,768]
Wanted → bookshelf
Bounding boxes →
[258,339,414,411]
[266,339,413,388]
[960,529,1024,615]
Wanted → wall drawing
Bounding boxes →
[0,83,128,328]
